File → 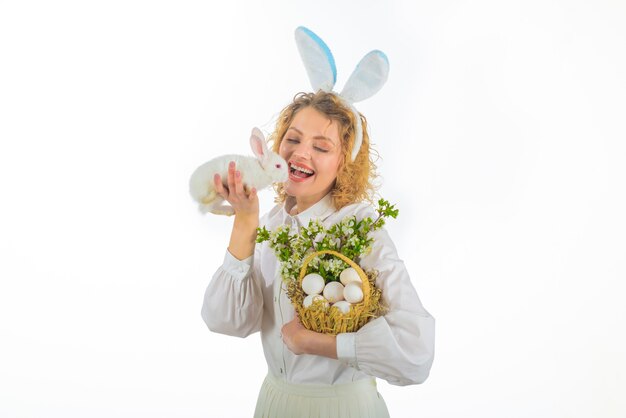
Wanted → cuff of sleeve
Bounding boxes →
[221,249,252,280]
[336,332,358,369]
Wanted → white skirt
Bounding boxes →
[253,373,390,418]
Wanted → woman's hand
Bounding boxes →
[214,161,259,221]
[217,161,260,260]
[281,317,338,359]
[281,316,310,355]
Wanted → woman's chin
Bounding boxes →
[284,183,335,203]
[284,184,317,200]
[284,183,303,197]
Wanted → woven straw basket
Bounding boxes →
[290,250,382,335]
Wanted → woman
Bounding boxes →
[201,91,435,417]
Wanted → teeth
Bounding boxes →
[290,163,313,174]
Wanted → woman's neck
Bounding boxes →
[293,197,319,215]
[287,194,326,216]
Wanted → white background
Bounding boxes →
[1,1,625,417]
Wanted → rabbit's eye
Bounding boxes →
[276,164,282,168]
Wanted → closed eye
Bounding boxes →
[286,138,329,152]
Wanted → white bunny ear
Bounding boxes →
[295,26,337,92]
[250,127,268,162]
[339,50,389,103]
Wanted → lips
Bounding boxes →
[288,161,315,182]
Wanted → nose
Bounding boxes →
[292,142,311,159]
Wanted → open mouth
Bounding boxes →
[289,162,315,180]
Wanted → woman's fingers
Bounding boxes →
[234,169,245,197]
[229,161,253,200]
[214,173,227,198]
[217,162,258,213]
[227,161,237,197]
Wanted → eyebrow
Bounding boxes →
[287,127,336,143]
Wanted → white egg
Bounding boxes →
[343,282,364,304]
[323,281,345,303]
[332,300,352,314]
[339,268,362,286]
[303,294,327,308]
[301,273,325,295]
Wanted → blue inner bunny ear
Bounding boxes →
[295,26,337,92]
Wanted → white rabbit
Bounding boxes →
[189,127,289,216]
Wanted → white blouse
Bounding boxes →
[201,193,435,386]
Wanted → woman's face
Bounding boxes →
[279,106,343,210]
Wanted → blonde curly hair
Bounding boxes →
[270,91,379,210]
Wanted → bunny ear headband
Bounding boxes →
[294,26,389,161]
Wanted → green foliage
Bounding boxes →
[256,226,270,243]
[377,198,399,219]
[255,199,399,286]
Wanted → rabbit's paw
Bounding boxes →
[201,200,235,216]
[200,190,218,204]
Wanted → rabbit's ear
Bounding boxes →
[295,26,337,92]
[250,127,269,162]
[339,50,389,103]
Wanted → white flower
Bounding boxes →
[341,225,355,235]
[308,256,321,269]
[313,232,326,244]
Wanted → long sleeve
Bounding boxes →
[336,227,435,386]
[201,244,264,338]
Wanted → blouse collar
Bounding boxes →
[282,193,336,226]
